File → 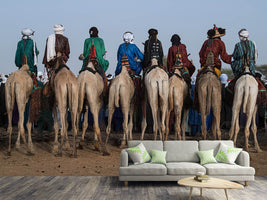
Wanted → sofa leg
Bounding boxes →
[124,181,128,187]
[245,181,248,187]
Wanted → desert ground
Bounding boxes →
[0,127,266,176]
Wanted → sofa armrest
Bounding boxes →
[235,151,250,167]
[120,149,129,167]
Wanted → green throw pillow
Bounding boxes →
[215,143,242,164]
[150,149,167,165]
[197,149,217,165]
[126,143,151,164]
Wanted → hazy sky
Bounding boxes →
[1,0,266,76]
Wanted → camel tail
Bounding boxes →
[243,84,249,114]
[115,84,120,108]
[78,81,85,112]
[206,84,212,115]
[169,86,174,110]
[67,82,73,112]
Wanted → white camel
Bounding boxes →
[229,66,262,152]
[51,53,79,157]
[165,67,189,140]
[141,59,169,140]
[5,62,34,155]
[106,55,135,148]
[77,61,109,155]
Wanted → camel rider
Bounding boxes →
[42,24,70,76]
[15,28,42,124]
[115,32,144,76]
[167,34,195,85]
[199,24,232,77]
[15,28,38,74]
[143,28,164,72]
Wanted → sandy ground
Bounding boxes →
[0,127,266,176]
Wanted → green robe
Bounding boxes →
[82,37,109,72]
[15,39,38,74]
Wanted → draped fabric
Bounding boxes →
[81,37,109,72]
[143,38,163,69]
[115,43,144,76]
[15,39,38,74]
[231,40,256,77]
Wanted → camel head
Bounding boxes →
[151,58,158,66]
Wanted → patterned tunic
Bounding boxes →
[231,40,256,77]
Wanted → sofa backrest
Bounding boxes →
[128,140,163,154]
[163,141,199,162]
[199,140,234,156]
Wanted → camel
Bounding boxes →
[77,60,109,155]
[165,67,189,140]
[105,55,135,148]
[141,59,169,140]
[197,66,222,140]
[5,63,34,155]
[229,66,262,152]
[51,53,78,157]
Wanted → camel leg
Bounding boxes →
[26,120,34,154]
[181,108,189,141]
[128,103,134,141]
[17,102,27,150]
[165,110,171,141]
[7,105,13,156]
[212,106,221,140]
[141,100,147,140]
[71,109,78,158]
[64,109,71,150]
[52,105,60,155]
[251,105,262,152]
[159,99,168,141]
[151,104,158,140]
[105,106,115,145]
[244,105,256,152]
[174,105,182,140]
[81,106,89,147]
[121,105,129,148]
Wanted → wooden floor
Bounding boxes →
[0,176,266,200]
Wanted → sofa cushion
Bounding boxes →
[126,143,151,164]
[150,149,167,165]
[164,141,199,162]
[215,143,242,164]
[204,163,255,176]
[128,140,163,154]
[197,149,217,165]
[119,163,167,176]
[166,162,206,175]
[199,140,234,156]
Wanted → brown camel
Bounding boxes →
[229,66,262,152]
[5,63,34,155]
[165,67,189,140]
[77,61,109,155]
[141,59,169,140]
[105,55,135,148]
[197,66,222,140]
[51,53,78,157]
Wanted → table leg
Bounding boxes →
[224,189,228,200]
[189,187,193,200]
[200,188,202,196]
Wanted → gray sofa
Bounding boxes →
[119,140,255,186]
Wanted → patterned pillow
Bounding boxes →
[197,149,217,165]
[126,143,151,164]
[150,149,167,165]
[215,143,242,164]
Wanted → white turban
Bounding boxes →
[239,29,249,41]
[1,74,7,84]
[220,74,228,84]
[123,32,134,44]
[21,28,34,39]
[53,24,65,34]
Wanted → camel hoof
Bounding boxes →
[79,140,85,149]
[28,143,35,154]
[256,148,263,153]
[7,151,11,156]
[102,151,110,156]
[64,142,71,151]
[94,141,100,152]
[26,151,34,156]
[120,141,126,149]
[52,143,59,154]
[15,142,21,150]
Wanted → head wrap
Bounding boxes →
[238,29,249,41]
[89,27,99,37]
[148,28,158,36]
[207,24,225,39]
[220,74,228,84]
[53,24,65,34]
[1,73,7,84]
[171,34,181,46]
[123,32,134,43]
[21,28,34,39]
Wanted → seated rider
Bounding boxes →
[199,24,232,77]
[143,28,164,72]
[167,34,195,85]
[115,31,144,76]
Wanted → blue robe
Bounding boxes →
[231,40,256,77]
[115,43,144,76]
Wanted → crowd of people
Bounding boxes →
[0,24,266,135]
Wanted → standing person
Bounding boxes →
[199,24,232,77]
[115,31,144,76]
[15,28,38,74]
[167,34,195,83]
[143,28,164,71]
[42,24,70,75]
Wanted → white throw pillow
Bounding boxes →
[126,143,151,164]
[215,143,242,164]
